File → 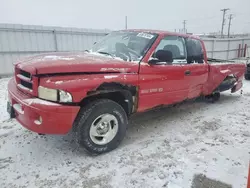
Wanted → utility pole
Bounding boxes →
[125,16,128,30]
[183,20,187,33]
[220,8,230,38]
[227,14,233,38]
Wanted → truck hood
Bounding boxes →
[15,52,139,75]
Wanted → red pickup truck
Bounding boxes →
[7,29,245,154]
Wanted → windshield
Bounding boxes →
[89,31,158,62]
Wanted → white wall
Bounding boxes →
[202,37,250,60]
[0,24,109,76]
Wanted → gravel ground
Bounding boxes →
[0,77,249,188]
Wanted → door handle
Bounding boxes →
[185,70,191,75]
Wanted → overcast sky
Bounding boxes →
[1,0,250,34]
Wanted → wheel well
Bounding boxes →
[215,74,237,92]
[224,74,235,80]
[80,82,137,116]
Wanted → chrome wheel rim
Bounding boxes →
[89,113,119,145]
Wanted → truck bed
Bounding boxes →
[207,58,237,64]
[203,58,246,95]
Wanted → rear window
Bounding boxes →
[186,38,204,64]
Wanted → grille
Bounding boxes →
[16,69,33,92]
[20,69,31,78]
[20,80,32,90]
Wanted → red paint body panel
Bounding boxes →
[16,52,139,75]
[177,63,209,99]
[138,63,188,111]
[203,63,245,95]
[8,78,80,134]
[40,73,139,103]
[7,29,246,134]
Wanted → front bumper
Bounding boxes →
[7,78,80,134]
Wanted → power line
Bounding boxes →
[227,14,234,38]
[124,16,128,30]
[183,20,187,33]
[169,15,219,23]
[188,15,219,22]
[188,22,221,28]
[220,8,230,38]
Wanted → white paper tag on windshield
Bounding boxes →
[137,32,154,39]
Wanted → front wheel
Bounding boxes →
[74,99,128,155]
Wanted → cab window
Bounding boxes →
[185,38,204,64]
[153,36,187,63]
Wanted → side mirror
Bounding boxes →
[148,50,173,65]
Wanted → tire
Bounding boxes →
[205,92,220,103]
[245,75,250,80]
[73,99,128,155]
[211,92,220,102]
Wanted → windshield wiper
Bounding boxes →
[97,51,114,58]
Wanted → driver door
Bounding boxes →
[138,35,189,112]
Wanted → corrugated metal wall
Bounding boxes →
[202,37,250,60]
[0,23,109,76]
[0,23,250,76]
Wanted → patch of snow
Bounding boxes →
[208,62,245,65]
[17,74,31,82]
[22,98,59,106]
[13,104,24,115]
[34,120,42,125]
[131,60,140,63]
[55,81,64,85]
[220,70,230,74]
[91,52,126,62]
[0,72,250,188]
[87,51,113,59]
[43,55,75,61]
[47,78,89,85]
[17,84,32,92]
[30,55,76,62]
[0,78,11,122]
[104,75,118,79]
[140,62,150,66]
[87,51,140,63]
[113,56,125,61]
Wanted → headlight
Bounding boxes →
[38,86,58,101]
[38,86,72,103]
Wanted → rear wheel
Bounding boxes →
[73,99,128,155]
[205,92,221,103]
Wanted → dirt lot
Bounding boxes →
[0,77,249,188]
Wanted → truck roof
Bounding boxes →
[124,29,201,39]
